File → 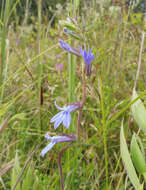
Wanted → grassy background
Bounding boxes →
[0,0,146,189]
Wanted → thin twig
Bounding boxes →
[77,72,86,138]
[58,143,72,190]
[133,32,145,91]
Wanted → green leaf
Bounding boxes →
[32,177,41,190]
[120,122,143,190]
[22,165,34,190]
[11,151,21,190]
[130,134,146,175]
[131,90,146,133]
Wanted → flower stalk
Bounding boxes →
[77,71,86,138]
[58,143,73,190]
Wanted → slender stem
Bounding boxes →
[77,72,86,138]
[37,0,43,136]
[0,0,11,102]
[99,76,108,187]
[58,143,72,190]
[68,0,76,105]
[133,32,145,91]
[1,38,9,101]
[68,53,75,104]
[67,0,77,177]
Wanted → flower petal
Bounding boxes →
[63,112,71,128]
[59,40,80,56]
[50,111,64,123]
[54,101,65,111]
[40,142,56,157]
[45,133,52,141]
[67,104,79,112]
[54,113,65,129]
[52,136,71,143]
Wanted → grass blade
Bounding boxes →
[120,121,143,190]
[131,90,146,133]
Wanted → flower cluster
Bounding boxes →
[40,102,79,156]
[59,39,94,76]
[40,38,95,157]
[79,46,94,76]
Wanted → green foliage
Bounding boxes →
[10,155,44,190]
[130,133,146,175]
[0,0,145,189]
[0,0,67,25]
[131,90,146,133]
[120,122,143,190]
[22,166,34,190]
[11,152,21,190]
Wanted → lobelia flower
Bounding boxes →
[50,102,80,129]
[40,133,77,157]
[79,46,94,76]
[59,39,80,57]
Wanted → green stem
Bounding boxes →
[0,0,11,103]
[99,76,108,187]
[143,172,146,182]
[67,1,79,188]
[37,0,43,136]
[68,53,75,104]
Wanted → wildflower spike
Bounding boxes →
[79,46,94,76]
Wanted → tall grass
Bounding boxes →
[0,0,11,102]
[37,0,43,139]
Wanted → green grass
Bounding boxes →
[0,1,146,190]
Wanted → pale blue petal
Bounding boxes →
[51,136,65,142]
[54,101,65,111]
[45,133,52,141]
[52,136,70,143]
[54,113,65,129]
[67,104,78,112]
[40,142,56,157]
[63,112,71,128]
[50,111,64,123]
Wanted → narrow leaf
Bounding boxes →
[11,152,21,190]
[120,122,143,190]
[22,166,34,190]
[130,133,146,175]
[131,90,146,133]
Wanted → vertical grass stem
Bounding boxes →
[99,76,108,187]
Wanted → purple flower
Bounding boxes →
[79,47,94,76]
[40,133,77,157]
[50,102,80,129]
[59,39,80,56]
[56,64,64,72]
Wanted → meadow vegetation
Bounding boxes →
[0,0,146,190]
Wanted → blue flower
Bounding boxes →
[40,133,77,157]
[79,46,94,76]
[50,102,80,129]
[59,39,80,56]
